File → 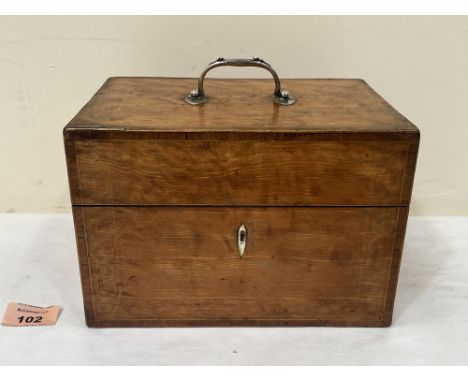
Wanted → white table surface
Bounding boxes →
[0,213,466,365]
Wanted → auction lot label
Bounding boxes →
[1,303,60,326]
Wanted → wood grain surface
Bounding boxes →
[65,78,418,133]
[74,206,406,327]
[68,138,417,206]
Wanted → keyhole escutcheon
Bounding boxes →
[237,224,247,257]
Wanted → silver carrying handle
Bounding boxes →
[184,57,296,106]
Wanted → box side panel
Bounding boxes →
[382,206,410,325]
[400,138,420,205]
[64,133,82,205]
[71,207,96,326]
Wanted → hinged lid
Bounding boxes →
[65,77,418,137]
[64,62,419,207]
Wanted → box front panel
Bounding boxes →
[68,138,414,206]
[74,206,406,326]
